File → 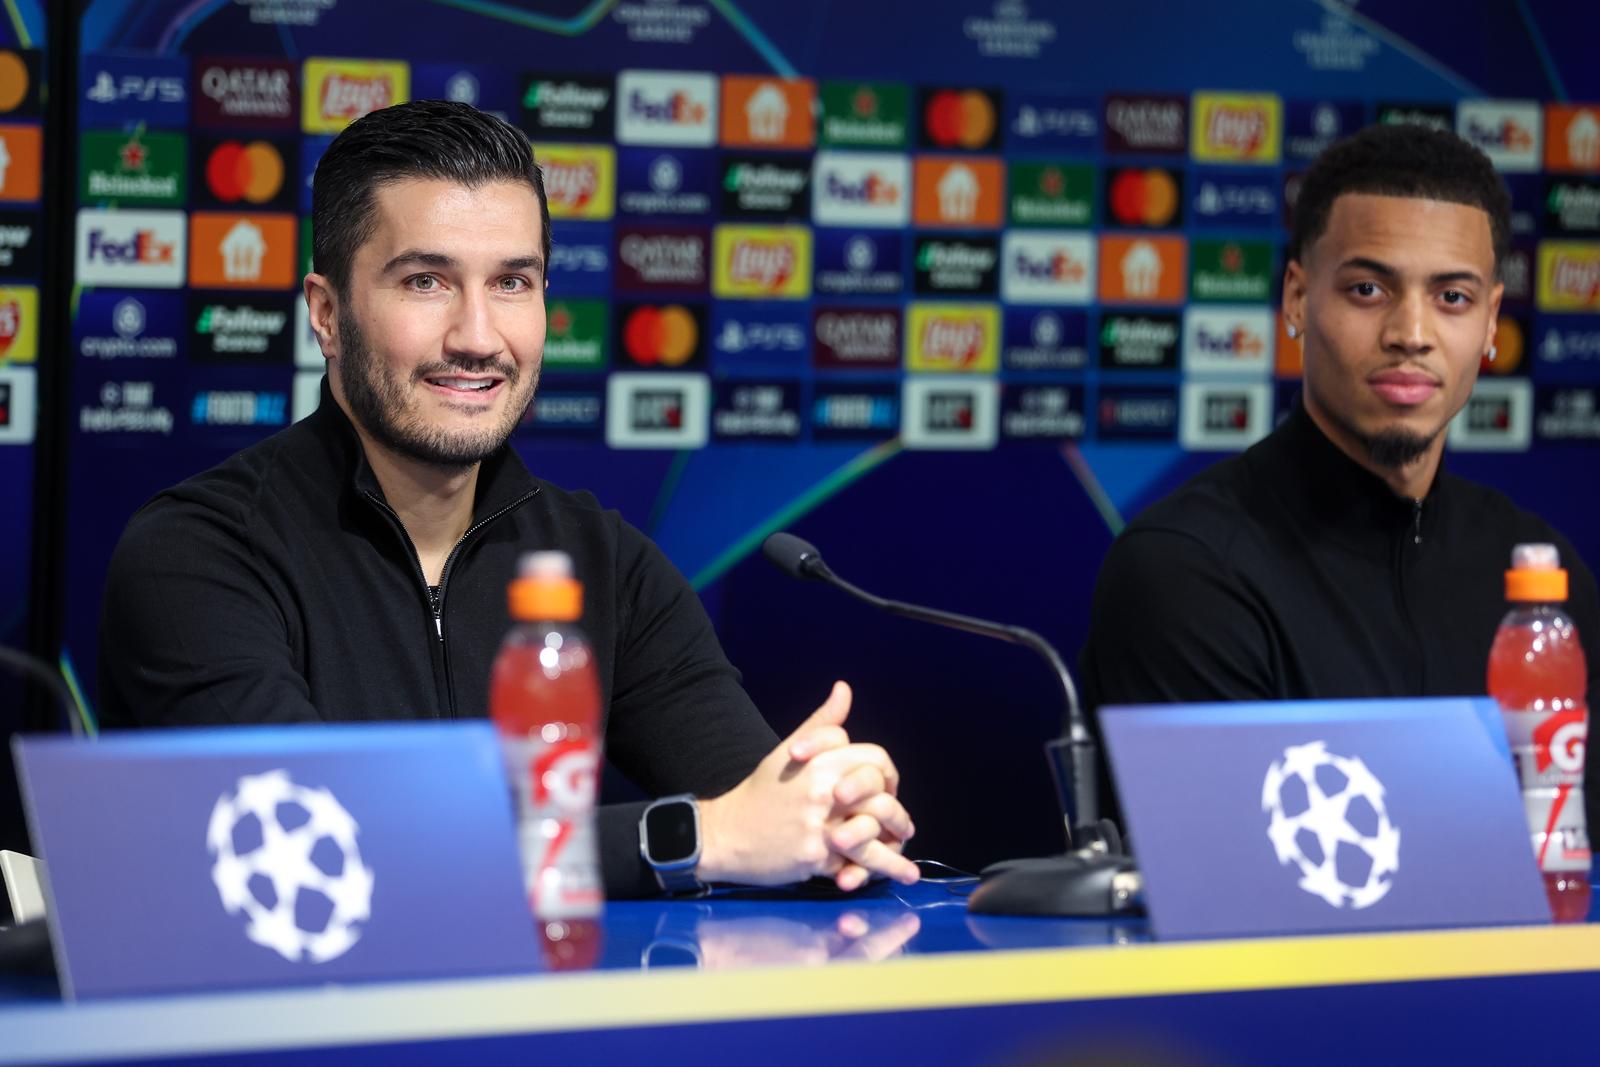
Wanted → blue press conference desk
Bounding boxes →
[5,880,1600,1066]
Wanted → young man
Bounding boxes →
[1081,123,1600,829]
[99,101,917,899]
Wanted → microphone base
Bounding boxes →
[967,852,1143,917]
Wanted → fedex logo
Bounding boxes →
[812,152,910,226]
[1000,232,1094,305]
[616,72,717,147]
[1183,307,1273,376]
[1458,101,1542,173]
[630,91,705,125]
[75,209,186,287]
[86,229,176,265]
[825,171,898,205]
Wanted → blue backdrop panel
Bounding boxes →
[54,0,1600,873]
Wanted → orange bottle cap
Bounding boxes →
[1506,568,1567,602]
[509,577,582,621]
[508,550,583,621]
[1506,542,1568,602]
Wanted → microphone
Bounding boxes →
[760,532,1140,916]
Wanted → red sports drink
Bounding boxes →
[490,551,604,968]
[1487,543,1591,922]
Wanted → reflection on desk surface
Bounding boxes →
[608,879,1145,973]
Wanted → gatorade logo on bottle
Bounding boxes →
[533,739,599,810]
[1534,708,1587,775]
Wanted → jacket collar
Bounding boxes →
[1248,399,1448,550]
[306,375,540,522]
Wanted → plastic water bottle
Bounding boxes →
[490,551,604,967]
[1487,543,1591,922]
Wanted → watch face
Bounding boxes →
[645,800,699,865]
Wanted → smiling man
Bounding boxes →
[1081,123,1600,826]
[99,101,918,900]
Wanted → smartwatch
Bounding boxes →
[639,794,706,896]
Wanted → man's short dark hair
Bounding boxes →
[311,99,549,294]
[1288,123,1512,275]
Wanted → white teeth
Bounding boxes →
[432,377,494,391]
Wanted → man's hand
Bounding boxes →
[695,682,919,890]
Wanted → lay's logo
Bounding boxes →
[1192,92,1281,164]
[905,302,999,373]
[1538,242,1600,311]
[538,145,615,220]
[713,225,811,299]
[303,58,409,133]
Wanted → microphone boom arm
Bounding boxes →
[811,562,1100,845]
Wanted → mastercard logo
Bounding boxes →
[622,305,700,367]
[1108,168,1180,227]
[1483,316,1525,375]
[0,52,29,113]
[205,140,285,204]
[923,89,997,150]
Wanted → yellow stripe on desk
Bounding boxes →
[7,926,1600,1063]
[484,923,1600,1030]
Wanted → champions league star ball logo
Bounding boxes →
[1262,741,1400,909]
[207,770,375,963]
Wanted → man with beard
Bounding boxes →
[1081,123,1600,827]
[99,101,917,900]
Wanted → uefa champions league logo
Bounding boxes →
[207,770,374,963]
[1262,741,1401,909]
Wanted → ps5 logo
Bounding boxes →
[86,71,185,105]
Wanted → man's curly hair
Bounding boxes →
[1289,122,1512,276]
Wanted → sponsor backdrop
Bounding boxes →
[0,2,45,862]
[42,1,1600,868]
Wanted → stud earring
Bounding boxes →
[1285,323,1299,339]
[1487,346,1498,363]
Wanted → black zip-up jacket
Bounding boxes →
[1082,402,1600,832]
[98,381,778,898]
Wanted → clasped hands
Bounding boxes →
[696,681,919,892]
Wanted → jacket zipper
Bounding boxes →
[1395,499,1425,692]
[363,489,538,713]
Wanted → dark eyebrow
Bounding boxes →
[1426,269,1484,287]
[381,250,545,277]
[502,255,545,277]
[381,250,456,274]
[1336,256,1399,278]
[1336,256,1484,287]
